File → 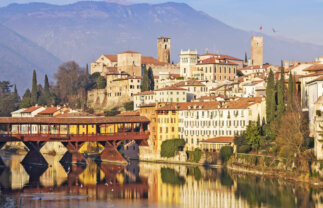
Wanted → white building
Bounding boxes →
[180,49,198,79]
[177,97,266,151]
[314,96,323,160]
[241,80,266,97]
[174,80,208,100]
[307,76,323,136]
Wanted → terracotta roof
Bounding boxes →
[103,55,117,62]
[174,80,205,87]
[117,112,140,116]
[22,106,42,113]
[198,57,238,65]
[200,53,242,61]
[142,56,167,66]
[157,97,263,111]
[200,137,234,143]
[154,86,187,91]
[304,64,323,72]
[134,91,154,96]
[299,71,323,78]
[239,64,271,71]
[154,76,159,79]
[210,85,226,91]
[0,116,150,124]
[118,50,140,54]
[38,107,59,114]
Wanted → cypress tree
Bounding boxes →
[44,74,50,95]
[276,61,286,119]
[287,71,293,112]
[142,66,149,92]
[20,89,32,108]
[13,85,18,97]
[147,67,155,90]
[31,70,38,105]
[265,70,275,123]
[244,52,248,63]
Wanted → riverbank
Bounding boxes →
[226,153,323,187]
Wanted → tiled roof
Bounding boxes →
[307,75,323,84]
[142,56,167,66]
[0,116,150,124]
[198,57,238,65]
[103,55,117,62]
[134,91,154,96]
[200,53,242,61]
[117,112,140,116]
[174,80,205,87]
[140,103,156,108]
[210,85,226,91]
[154,86,187,91]
[156,97,263,111]
[158,37,170,39]
[304,64,323,72]
[38,107,59,114]
[22,106,42,113]
[200,137,234,143]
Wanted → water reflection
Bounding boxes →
[0,153,321,208]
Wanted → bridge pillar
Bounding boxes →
[60,142,86,165]
[22,142,48,166]
[97,141,127,164]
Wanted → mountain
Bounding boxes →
[0,23,61,94]
[0,1,322,90]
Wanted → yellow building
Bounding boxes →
[156,103,180,151]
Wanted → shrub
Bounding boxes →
[220,146,233,162]
[161,168,185,185]
[238,145,251,153]
[187,167,202,180]
[160,139,185,158]
[104,107,120,116]
[124,101,134,111]
[187,148,202,163]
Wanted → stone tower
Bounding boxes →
[251,36,263,66]
[157,37,171,63]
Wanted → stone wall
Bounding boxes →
[87,89,107,110]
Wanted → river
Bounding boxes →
[0,152,321,208]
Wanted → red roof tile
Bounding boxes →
[134,91,154,96]
[22,106,42,113]
[304,64,323,72]
[198,57,238,65]
[200,137,234,143]
[103,55,117,62]
[118,50,140,54]
[117,112,140,116]
[38,107,59,114]
[154,86,187,91]
[142,56,167,66]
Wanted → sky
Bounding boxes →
[1,0,323,46]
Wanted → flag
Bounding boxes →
[259,26,263,31]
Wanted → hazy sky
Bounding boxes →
[1,0,323,46]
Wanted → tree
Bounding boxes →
[20,89,32,108]
[237,70,244,77]
[244,52,248,63]
[266,70,276,123]
[276,61,285,119]
[44,74,50,96]
[220,146,233,162]
[246,122,261,152]
[287,72,294,112]
[96,76,106,89]
[142,66,149,92]
[0,81,20,116]
[54,61,89,108]
[124,101,134,111]
[147,67,155,90]
[31,70,38,105]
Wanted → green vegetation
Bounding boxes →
[244,52,248,63]
[142,66,154,92]
[104,107,121,117]
[220,146,233,162]
[187,148,202,163]
[0,81,20,116]
[276,61,286,119]
[237,70,244,77]
[187,167,202,180]
[124,101,134,111]
[161,168,185,185]
[160,139,185,158]
[266,70,275,124]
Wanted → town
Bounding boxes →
[3,35,322,173]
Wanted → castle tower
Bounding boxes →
[251,36,263,66]
[157,37,171,63]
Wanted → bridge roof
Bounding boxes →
[0,116,150,124]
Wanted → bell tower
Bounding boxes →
[157,37,171,63]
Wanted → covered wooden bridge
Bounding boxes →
[0,116,150,165]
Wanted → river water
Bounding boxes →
[0,152,321,208]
